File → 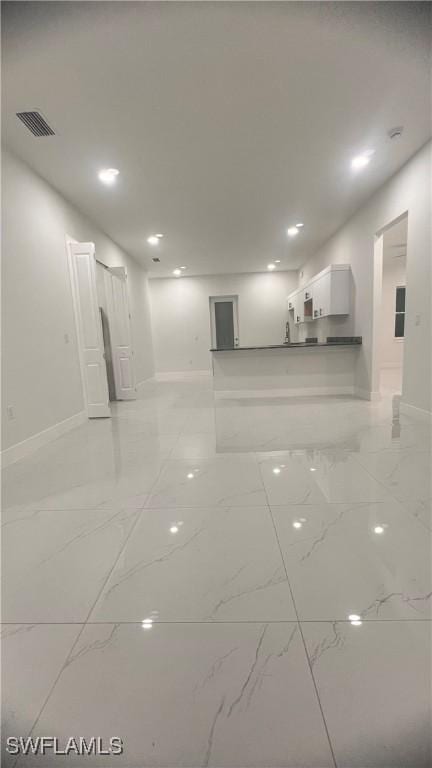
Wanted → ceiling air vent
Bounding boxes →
[16,110,55,137]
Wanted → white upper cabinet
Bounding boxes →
[288,265,351,322]
[312,271,331,318]
[294,291,304,324]
[287,290,304,325]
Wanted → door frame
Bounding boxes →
[209,295,239,349]
[103,265,137,400]
[65,235,111,418]
[371,211,409,398]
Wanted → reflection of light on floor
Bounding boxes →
[348,614,362,626]
[380,367,402,397]
[391,393,401,439]
[213,392,406,454]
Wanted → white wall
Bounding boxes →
[380,254,406,370]
[297,141,431,412]
[149,271,298,373]
[2,148,154,452]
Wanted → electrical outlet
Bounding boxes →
[7,405,15,421]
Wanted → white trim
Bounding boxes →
[1,411,87,468]
[380,361,403,370]
[354,387,381,401]
[371,234,384,395]
[371,213,409,402]
[400,401,432,424]
[65,234,88,413]
[65,236,110,418]
[135,377,155,390]
[155,370,212,382]
[209,295,239,349]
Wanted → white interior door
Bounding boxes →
[67,240,111,418]
[103,266,136,400]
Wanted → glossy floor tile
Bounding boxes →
[1,624,81,768]
[259,451,392,504]
[354,448,431,502]
[91,506,296,622]
[18,622,335,767]
[2,457,163,514]
[272,501,431,620]
[2,507,139,622]
[302,620,431,767]
[2,376,431,767]
[147,457,267,508]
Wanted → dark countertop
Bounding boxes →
[210,337,362,352]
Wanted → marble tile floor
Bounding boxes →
[2,376,431,767]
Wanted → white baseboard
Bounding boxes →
[215,386,356,400]
[400,401,432,424]
[135,377,155,390]
[155,370,212,382]
[353,387,381,401]
[1,410,87,468]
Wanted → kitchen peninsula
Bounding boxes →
[211,338,362,397]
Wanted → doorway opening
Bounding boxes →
[209,295,239,349]
[66,236,136,421]
[95,263,137,401]
[66,237,111,418]
[96,262,117,401]
[374,214,408,397]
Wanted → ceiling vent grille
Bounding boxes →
[16,111,55,137]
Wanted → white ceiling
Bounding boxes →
[3,2,431,277]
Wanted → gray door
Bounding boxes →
[215,301,235,349]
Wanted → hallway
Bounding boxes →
[2,377,431,767]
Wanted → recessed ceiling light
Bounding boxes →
[373,525,385,534]
[173,268,182,277]
[296,222,304,228]
[98,168,119,185]
[293,521,302,529]
[147,235,160,245]
[351,151,374,171]
[287,226,299,237]
[267,263,276,270]
[272,467,281,474]
[170,525,179,534]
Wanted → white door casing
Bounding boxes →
[67,239,111,418]
[103,266,136,400]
